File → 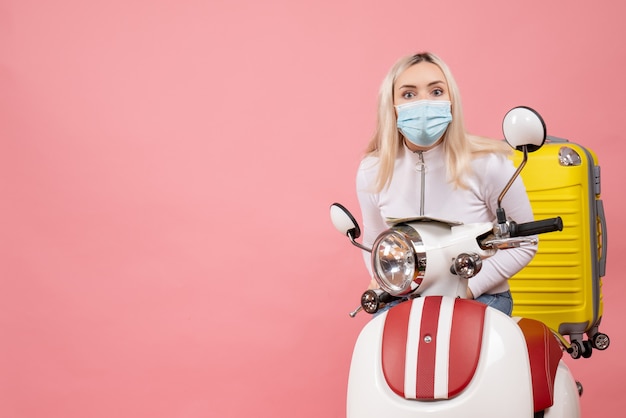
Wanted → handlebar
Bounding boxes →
[509,217,563,237]
[374,290,402,305]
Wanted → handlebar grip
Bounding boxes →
[378,291,401,304]
[510,217,563,237]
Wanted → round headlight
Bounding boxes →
[371,225,425,296]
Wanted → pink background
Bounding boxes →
[1,0,625,416]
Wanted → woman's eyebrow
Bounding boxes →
[397,80,446,90]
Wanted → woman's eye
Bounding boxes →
[402,91,416,99]
[432,88,444,96]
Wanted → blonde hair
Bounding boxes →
[365,52,510,192]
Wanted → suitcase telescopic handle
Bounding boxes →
[509,217,563,237]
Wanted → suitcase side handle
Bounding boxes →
[546,135,570,143]
[597,199,608,277]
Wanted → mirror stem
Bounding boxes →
[348,230,372,253]
[497,145,528,210]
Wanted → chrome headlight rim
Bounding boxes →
[371,225,425,296]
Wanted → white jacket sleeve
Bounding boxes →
[355,160,387,278]
[468,155,537,297]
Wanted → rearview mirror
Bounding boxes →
[502,106,546,152]
[330,203,360,238]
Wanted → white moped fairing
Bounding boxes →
[348,297,533,418]
[347,296,580,418]
[373,220,495,299]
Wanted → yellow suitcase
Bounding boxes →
[509,137,609,359]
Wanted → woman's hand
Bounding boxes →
[368,279,379,290]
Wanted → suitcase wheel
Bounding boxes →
[568,340,593,359]
[591,332,610,350]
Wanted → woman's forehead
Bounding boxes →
[396,62,446,86]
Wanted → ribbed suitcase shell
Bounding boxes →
[509,138,607,355]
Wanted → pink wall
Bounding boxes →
[1,0,625,416]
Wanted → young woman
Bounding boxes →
[356,52,536,315]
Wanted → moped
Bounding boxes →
[331,107,582,418]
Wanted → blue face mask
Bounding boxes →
[395,100,452,147]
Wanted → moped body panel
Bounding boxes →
[347,296,580,418]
